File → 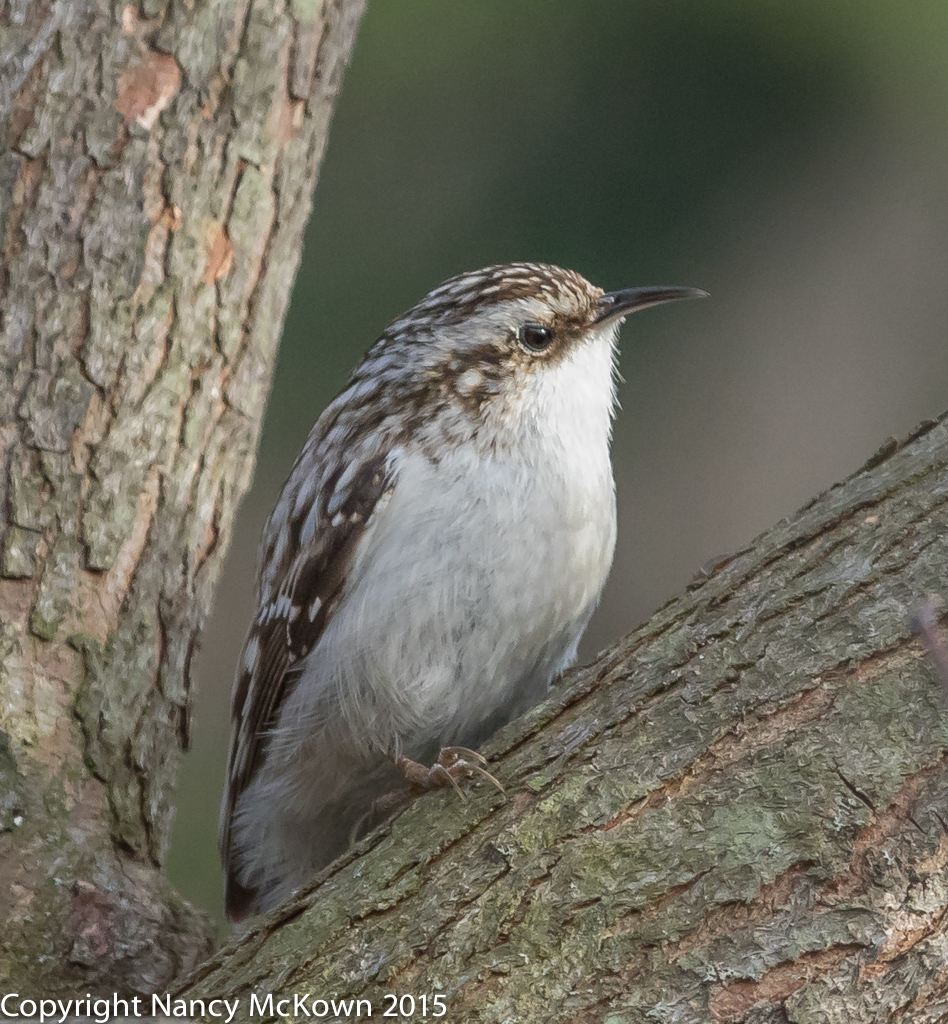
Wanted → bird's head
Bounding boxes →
[321,263,705,458]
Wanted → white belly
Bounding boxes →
[322,439,616,753]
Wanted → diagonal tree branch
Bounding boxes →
[183,414,948,1023]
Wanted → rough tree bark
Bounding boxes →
[0,0,365,997]
[182,415,948,1023]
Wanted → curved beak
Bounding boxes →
[594,285,708,325]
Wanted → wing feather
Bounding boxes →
[219,452,394,918]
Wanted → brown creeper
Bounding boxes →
[219,262,704,920]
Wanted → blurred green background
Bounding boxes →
[168,0,948,929]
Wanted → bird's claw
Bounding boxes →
[396,746,505,799]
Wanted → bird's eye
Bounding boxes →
[518,322,554,353]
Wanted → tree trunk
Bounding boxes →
[182,415,948,1023]
[0,0,365,997]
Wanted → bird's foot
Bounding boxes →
[351,748,505,845]
[395,746,504,800]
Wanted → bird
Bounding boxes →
[219,262,705,921]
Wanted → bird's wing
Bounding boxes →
[219,449,395,919]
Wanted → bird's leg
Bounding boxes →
[395,746,504,800]
[351,748,505,846]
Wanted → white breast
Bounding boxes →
[312,325,620,755]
